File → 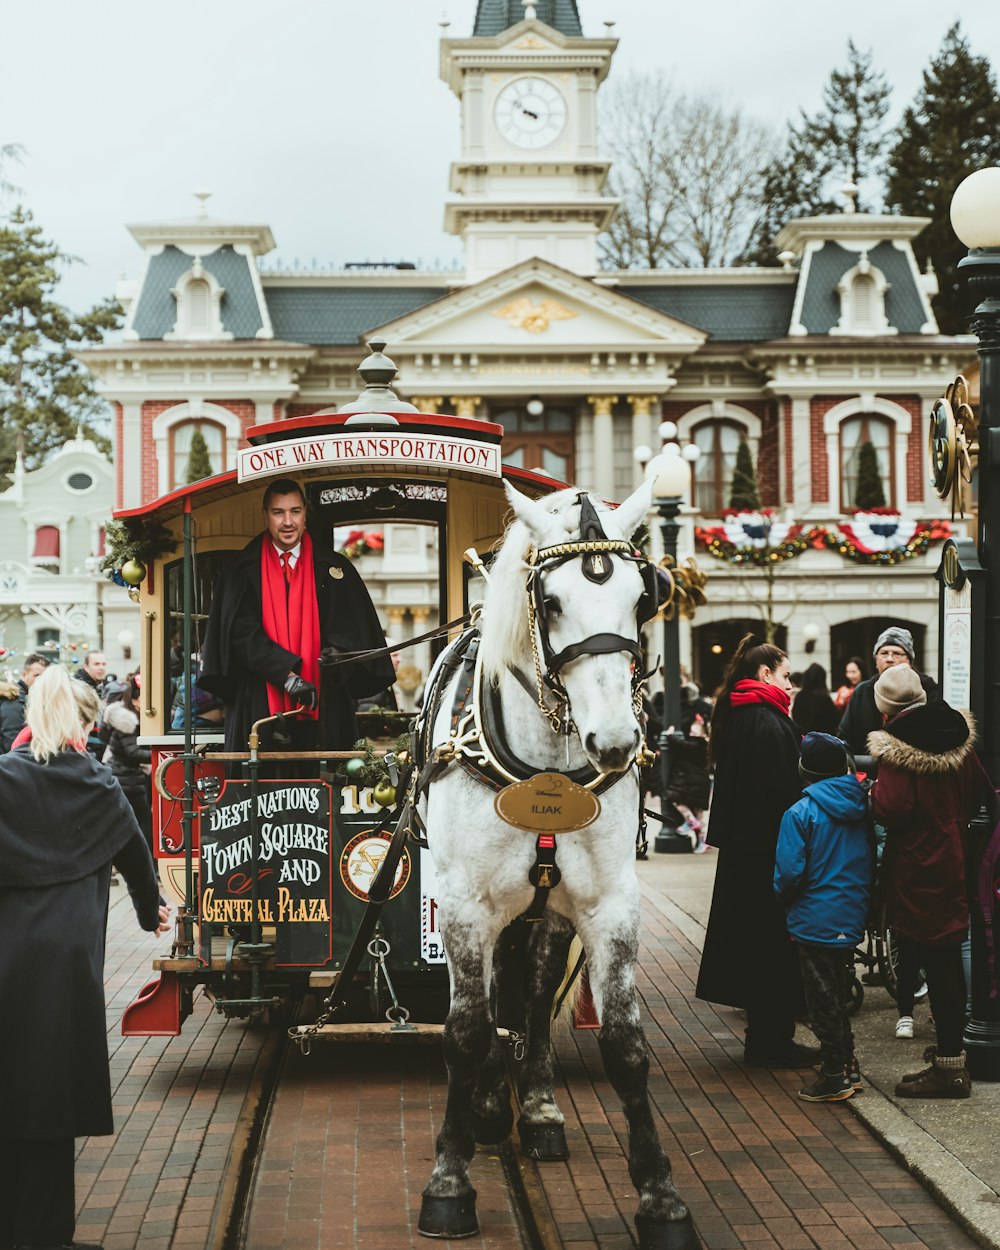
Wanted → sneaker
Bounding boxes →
[913,981,929,1001]
[899,1045,938,1083]
[799,1070,854,1102]
[692,836,709,854]
[895,1016,914,1039]
[895,1051,971,1099]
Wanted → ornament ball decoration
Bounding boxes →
[120,558,147,586]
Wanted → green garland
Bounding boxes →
[100,518,177,575]
[694,526,809,566]
[346,735,409,789]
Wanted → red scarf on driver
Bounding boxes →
[260,533,320,720]
[729,678,791,716]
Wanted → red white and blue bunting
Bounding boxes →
[695,509,951,567]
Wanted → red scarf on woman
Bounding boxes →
[260,532,320,719]
[729,677,791,716]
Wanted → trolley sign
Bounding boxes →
[237,430,501,483]
[198,780,333,967]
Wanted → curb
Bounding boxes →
[849,1082,1000,1250]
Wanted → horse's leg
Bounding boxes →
[516,912,575,1161]
[419,921,494,1240]
[585,920,701,1250]
[469,927,522,1145]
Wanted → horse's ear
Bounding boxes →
[503,480,555,540]
[609,478,653,540]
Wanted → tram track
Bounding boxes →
[210,1011,565,1250]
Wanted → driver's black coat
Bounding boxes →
[198,532,394,753]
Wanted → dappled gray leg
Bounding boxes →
[591,929,701,1250]
[517,913,575,1160]
[419,925,492,1239]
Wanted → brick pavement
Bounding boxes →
[78,882,275,1250]
[90,860,984,1250]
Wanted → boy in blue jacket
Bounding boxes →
[775,732,873,1102]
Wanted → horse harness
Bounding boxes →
[412,495,662,921]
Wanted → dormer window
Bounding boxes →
[166,257,231,341]
[833,252,895,336]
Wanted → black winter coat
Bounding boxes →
[0,747,161,1140]
[103,700,151,789]
[837,669,939,754]
[792,687,839,735]
[0,679,27,753]
[696,701,803,1012]
[199,532,395,755]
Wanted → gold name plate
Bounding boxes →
[494,772,601,834]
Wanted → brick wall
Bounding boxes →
[895,395,925,504]
[810,397,842,506]
[664,399,778,507]
[140,399,259,503]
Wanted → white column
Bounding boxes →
[121,403,143,509]
[791,397,812,510]
[628,395,656,487]
[587,395,618,498]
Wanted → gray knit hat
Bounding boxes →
[874,665,926,718]
[873,626,915,663]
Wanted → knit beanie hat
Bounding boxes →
[874,665,926,718]
[873,626,915,663]
[799,732,850,782]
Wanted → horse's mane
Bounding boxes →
[479,488,585,687]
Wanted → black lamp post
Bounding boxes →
[651,442,697,853]
[951,168,1000,1079]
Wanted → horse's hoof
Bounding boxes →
[518,1118,569,1161]
[473,1099,513,1144]
[418,1192,479,1239]
[635,1212,702,1250]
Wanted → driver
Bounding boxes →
[198,478,395,759]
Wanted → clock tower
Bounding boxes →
[441,0,618,282]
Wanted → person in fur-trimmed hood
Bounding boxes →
[103,676,153,851]
[868,664,983,1098]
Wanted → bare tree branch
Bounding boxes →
[598,76,777,269]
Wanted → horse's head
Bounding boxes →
[488,480,653,774]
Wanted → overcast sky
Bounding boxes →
[3,0,996,315]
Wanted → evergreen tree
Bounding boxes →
[728,439,761,511]
[886,24,1000,333]
[854,440,886,510]
[742,41,890,263]
[0,206,121,482]
[185,427,215,483]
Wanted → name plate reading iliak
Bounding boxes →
[494,772,600,834]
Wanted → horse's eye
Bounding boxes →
[544,595,562,617]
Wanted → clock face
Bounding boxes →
[493,77,567,150]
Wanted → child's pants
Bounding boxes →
[797,943,855,1073]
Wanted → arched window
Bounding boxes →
[691,421,746,515]
[170,420,225,489]
[840,414,894,511]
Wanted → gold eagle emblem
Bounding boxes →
[491,297,577,334]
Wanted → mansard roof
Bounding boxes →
[473,0,582,37]
[796,240,929,335]
[131,245,264,339]
[619,279,797,342]
[264,285,451,346]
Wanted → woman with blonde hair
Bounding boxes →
[0,664,169,1250]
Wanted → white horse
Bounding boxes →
[415,480,700,1250]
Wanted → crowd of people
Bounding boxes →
[649,624,984,1104]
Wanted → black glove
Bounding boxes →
[284,672,318,711]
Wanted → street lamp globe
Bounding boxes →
[633,443,653,467]
[658,420,679,442]
[681,442,701,463]
[650,449,691,500]
[951,168,1000,250]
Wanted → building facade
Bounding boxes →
[77,0,970,692]
[0,432,137,679]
